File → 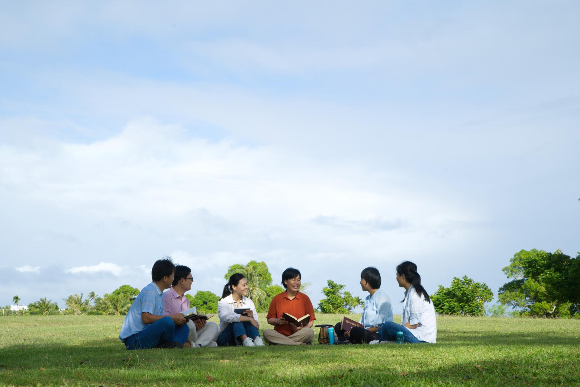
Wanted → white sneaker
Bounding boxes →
[369,340,380,345]
[253,337,264,347]
[189,341,201,348]
[205,341,218,348]
[242,337,255,347]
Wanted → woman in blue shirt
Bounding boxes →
[334,267,393,344]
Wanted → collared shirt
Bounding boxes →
[119,282,164,341]
[360,288,393,329]
[162,286,190,315]
[217,294,259,334]
[266,291,316,337]
[401,285,437,343]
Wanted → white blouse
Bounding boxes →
[401,285,437,343]
[217,294,259,334]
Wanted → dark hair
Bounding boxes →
[281,267,301,288]
[396,261,431,303]
[361,267,381,289]
[172,265,191,287]
[152,257,175,282]
[222,273,246,299]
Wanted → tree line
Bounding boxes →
[6,249,579,318]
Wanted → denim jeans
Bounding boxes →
[216,321,260,346]
[124,316,189,350]
[379,321,425,344]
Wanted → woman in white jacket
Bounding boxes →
[216,273,264,347]
[375,261,437,344]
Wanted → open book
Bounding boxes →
[234,307,250,315]
[341,316,363,332]
[181,307,214,322]
[283,312,310,327]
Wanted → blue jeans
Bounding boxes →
[216,321,260,346]
[379,321,426,344]
[124,316,190,350]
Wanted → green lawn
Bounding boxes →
[1,314,579,386]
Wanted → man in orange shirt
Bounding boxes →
[264,267,316,345]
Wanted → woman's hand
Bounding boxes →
[194,319,206,330]
[249,318,259,329]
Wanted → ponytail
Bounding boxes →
[221,273,246,299]
[396,261,431,303]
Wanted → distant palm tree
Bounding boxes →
[13,295,20,306]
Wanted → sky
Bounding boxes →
[1,1,579,313]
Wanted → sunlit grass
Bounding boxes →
[1,314,579,386]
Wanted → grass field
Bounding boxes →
[1,314,579,386]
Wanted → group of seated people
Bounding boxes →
[119,259,437,349]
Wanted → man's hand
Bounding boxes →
[171,313,186,326]
[277,317,288,325]
[194,318,206,330]
[344,330,351,338]
[289,323,302,332]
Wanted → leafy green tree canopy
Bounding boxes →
[499,249,580,317]
[94,285,139,315]
[64,293,90,315]
[431,276,493,316]
[28,298,60,315]
[187,291,220,314]
[318,280,363,314]
[224,260,272,311]
[258,284,285,312]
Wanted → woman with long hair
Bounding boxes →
[216,273,264,347]
[373,261,437,344]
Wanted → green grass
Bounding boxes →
[1,314,579,386]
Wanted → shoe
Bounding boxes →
[205,341,218,348]
[253,337,264,347]
[369,340,380,345]
[242,337,255,347]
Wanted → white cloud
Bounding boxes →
[66,262,125,276]
[15,265,40,273]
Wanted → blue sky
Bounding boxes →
[1,1,579,312]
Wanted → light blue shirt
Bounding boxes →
[119,282,164,341]
[360,288,393,329]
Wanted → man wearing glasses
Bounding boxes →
[163,265,219,347]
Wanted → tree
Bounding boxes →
[12,295,20,306]
[187,291,220,314]
[94,285,139,315]
[498,249,580,317]
[28,298,60,315]
[318,280,363,314]
[64,293,90,315]
[224,261,272,311]
[431,276,493,316]
[258,285,285,312]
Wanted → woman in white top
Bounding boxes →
[216,273,264,347]
[376,261,437,344]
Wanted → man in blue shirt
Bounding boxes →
[119,258,190,349]
[334,267,393,344]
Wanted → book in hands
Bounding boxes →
[283,312,310,327]
[181,307,214,322]
[341,316,363,332]
[234,307,250,315]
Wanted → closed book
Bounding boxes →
[341,316,363,332]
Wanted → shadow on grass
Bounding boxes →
[1,338,579,386]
